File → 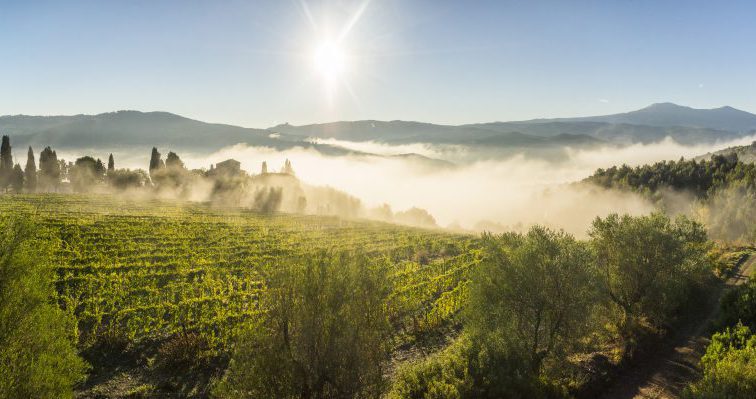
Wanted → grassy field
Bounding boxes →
[0,194,477,395]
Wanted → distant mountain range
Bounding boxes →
[546,102,756,132]
[271,103,756,145]
[1,103,754,161]
[0,111,359,156]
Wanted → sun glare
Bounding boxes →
[313,41,347,81]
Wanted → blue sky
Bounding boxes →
[1,0,755,127]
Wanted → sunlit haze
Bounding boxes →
[3,1,756,126]
[3,2,756,397]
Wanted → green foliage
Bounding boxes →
[38,146,61,191]
[715,279,756,331]
[214,251,393,399]
[148,147,164,178]
[24,147,37,193]
[10,164,24,193]
[0,218,88,399]
[0,195,472,395]
[165,151,184,170]
[589,213,710,353]
[700,185,756,242]
[585,154,756,241]
[709,248,749,278]
[389,335,563,399]
[0,135,11,191]
[683,324,756,399]
[107,168,149,190]
[391,226,598,399]
[586,153,751,197]
[470,226,598,372]
[70,156,107,192]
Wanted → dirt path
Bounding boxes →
[598,253,755,399]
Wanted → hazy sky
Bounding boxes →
[2,0,755,127]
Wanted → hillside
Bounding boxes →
[271,103,753,145]
[696,141,756,163]
[0,194,474,398]
[2,104,751,160]
[470,120,739,144]
[548,102,756,133]
[0,111,351,155]
[270,120,606,148]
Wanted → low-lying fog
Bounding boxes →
[57,134,756,236]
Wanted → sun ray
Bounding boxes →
[338,0,371,42]
[299,0,317,31]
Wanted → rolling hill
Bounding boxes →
[0,111,356,156]
[1,103,753,163]
[547,102,756,132]
[696,140,756,163]
[271,103,755,145]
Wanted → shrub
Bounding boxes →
[213,251,392,399]
[683,324,756,399]
[153,332,211,373]
[0,218,88,398]
[715,279,756,331]
[389,335,564,399]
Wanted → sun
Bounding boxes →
[312,40,347,81]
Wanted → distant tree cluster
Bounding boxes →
[0,135,435,225]
[0,135,23,193]
[0,135,73,193]
[586,153,755,198]
[586,153,756,241]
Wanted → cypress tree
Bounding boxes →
[24,147,37,193]
[107,154,115,172]
[149,147,163,178]
[0,135,12,191]
[0,135,11,170]
[95,158,106,179]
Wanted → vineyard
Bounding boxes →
[0,194,477,389]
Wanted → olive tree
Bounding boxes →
[469,226,598,373]
[214,251,392,399]
[589,213,709,353]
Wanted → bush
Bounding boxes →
[683,324,756,399]
[0,218,88,398]
[153,332,211,374]
[213,251,392,399]
[389,335,564,399]
[715,279,756,331]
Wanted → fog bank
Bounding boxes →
[55,134,756,236]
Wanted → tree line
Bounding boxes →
[0,135,112,193]
[585,153,756,241]
[586,152,756,197]
[0,135,296,197]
